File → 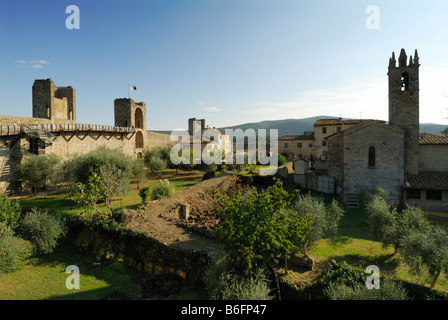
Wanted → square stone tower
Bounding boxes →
[32,79,76,122]
[114,98,146,149]
[388,49,420,176]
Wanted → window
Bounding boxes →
[426,190,443,201]
[297,143,302,148]
[368,146,376,168]
[322,140,327,146]
[337,127,341,132]
[308,143,313,148]
[284,143,288,148]
[401,72,409,91]
[322,127,327,134]
[406,189,421,200]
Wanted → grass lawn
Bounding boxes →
[2,169,206,300]
[9,169,448,298]
[308,208,448,295]
[0,239,142,300]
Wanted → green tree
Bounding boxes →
[290,194,344,257]
[0,196,21,230]
[62,147,134,185]
[365,193,399,251]
[366,194,432,254]
[214,180,312,271]
[99,163,129,212]
[399,223,448,290]
[69,172,109,217]
[146,156,166,177]
[19,154,59,195]
[131,159,146,188]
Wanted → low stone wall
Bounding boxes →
[74,225,211,283]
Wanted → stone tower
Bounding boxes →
[114,98,146,149]
[388,48,420,175]
[32,79,76,122]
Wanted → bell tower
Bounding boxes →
[388,48,420,175]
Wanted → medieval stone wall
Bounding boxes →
[146,131,175,150]
[42,131,137,162]
[341,124,404,202]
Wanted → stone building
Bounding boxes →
[0,78,173,195]
[177,118,232,160]
[325,49,448,212]
[278,132,314,159]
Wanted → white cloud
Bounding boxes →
[203,107,222,112]
[30,59,50,65]
[14,59,50,69]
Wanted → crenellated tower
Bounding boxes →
[388,48,420,175]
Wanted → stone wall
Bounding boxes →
[339,123,404,203]
[146,131,175,150]
[42,131,137,162]
[327,133,344,186]
[73,225,211,283]
[419,145,448,171]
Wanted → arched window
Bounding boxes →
[135,131,144,149]
[368,146,376,168]
[401,72,409,91]
[135,108,144,129]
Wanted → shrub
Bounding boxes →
[0,223,31,277]
[151,181,173,200]
[203,252,273,300]
[19,209,67,254]
[278,155,287,166]
[0,196,21,230]
[139,186,151,206]
[202,170,216,181]
[324,279,409,300]
[319,260,370,289]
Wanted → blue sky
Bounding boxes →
[0,0,447,130]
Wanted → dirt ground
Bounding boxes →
[123,173,250,253]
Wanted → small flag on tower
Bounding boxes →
[129,85,137,91]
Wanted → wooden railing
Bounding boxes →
[0,124,136,137]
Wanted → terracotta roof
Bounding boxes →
[314,118,385,126]
[279,133,314,141]
[405,171,448,191]
[419,133,448,145]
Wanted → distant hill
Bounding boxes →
[153,116,447,137]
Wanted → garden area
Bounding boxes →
[1,146,448,300]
